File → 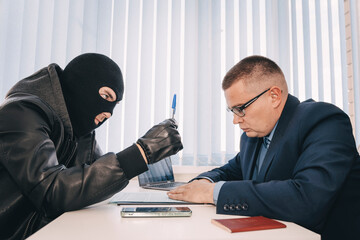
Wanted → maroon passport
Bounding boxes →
[211,216,287,233]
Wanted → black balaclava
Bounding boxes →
[60,53,124,138]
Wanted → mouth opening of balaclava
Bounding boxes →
[60,53,124,138]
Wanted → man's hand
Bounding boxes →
[167,179,215,204]
[136,119,183,164]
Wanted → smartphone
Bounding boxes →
[121,207,192,218]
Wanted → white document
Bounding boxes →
[109,192,192,205]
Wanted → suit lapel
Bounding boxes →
[245,138,262,180]
[256,94,300,181]
[257,138,277,181]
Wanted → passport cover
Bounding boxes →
[211,216,286,233]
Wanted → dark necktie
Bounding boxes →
[252,137,271,180]
[263,136,271,149]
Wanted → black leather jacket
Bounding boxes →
[0,64,147,239]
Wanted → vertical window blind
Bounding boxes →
[0,0,358,166]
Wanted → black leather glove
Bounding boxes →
[136,118,183,164]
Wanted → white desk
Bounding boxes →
[27,177,320,240]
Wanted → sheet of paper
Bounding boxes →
[109,191,190,205]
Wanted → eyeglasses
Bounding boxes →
[227,88,271,117]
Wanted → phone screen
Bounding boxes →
[121,207,192,217]
[134,207,188,212]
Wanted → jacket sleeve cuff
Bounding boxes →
[116,144,148,179]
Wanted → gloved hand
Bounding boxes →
[136,118,183,164]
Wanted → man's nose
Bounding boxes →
[101,112,111,121]
[233,114,243,124]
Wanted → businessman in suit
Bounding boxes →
[168,55,360,240]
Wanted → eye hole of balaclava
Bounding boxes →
[59,53,124,138]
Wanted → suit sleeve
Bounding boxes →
[196,153,244,181]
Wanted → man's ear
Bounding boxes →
[269,86,282,108]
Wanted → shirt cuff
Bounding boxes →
[213,181,225,205]
[196,176,215,183]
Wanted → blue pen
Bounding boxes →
[172,94,176,119]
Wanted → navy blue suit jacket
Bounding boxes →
[198,94,360,240]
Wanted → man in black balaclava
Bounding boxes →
[0,53,183,239]
[60,53,124,137]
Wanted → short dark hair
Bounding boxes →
[222,55,285,90]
